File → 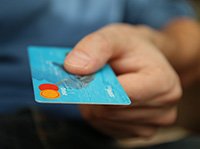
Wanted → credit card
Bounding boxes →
[28,46,131,105]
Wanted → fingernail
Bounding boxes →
[65,50,91,68]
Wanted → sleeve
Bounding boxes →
[124,0,196,29]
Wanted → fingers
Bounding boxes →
[64,33,111,74]
[91,120,157,139]
[117,73,165,101]
[79,105,177,126]
[64,25,129,75]
[80,104,176,139]
[117,68,182,104]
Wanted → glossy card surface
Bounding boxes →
[28,46,131,105]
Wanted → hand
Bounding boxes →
[64,24,182,139]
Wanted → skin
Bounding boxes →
[152,18,200,87]
[64,19,200,139]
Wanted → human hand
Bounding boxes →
[64,24,182,139]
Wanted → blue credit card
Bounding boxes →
[28,46,131,105]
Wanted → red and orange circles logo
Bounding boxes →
[39,84,60,99]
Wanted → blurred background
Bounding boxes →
[176,0,200,134]
[192,0,200,19]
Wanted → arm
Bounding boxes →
[125,0,200,86]
[151,18,200,86]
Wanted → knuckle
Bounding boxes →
[87,32,111,54]
[85,33,104,42]
[155,72,182,105]
[153,66,179,95]
[78,32,113,63]
[164,84,183,105]
[150,67,172,94]
[155,109,177,126]
[170,74,182,99]
[84,32,110,49]
[173,84,183,100]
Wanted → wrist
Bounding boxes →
[149,19,200,72]
[150,31,178,65]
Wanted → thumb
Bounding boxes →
[64,28,124,75]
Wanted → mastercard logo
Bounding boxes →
[39,84,60,99]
